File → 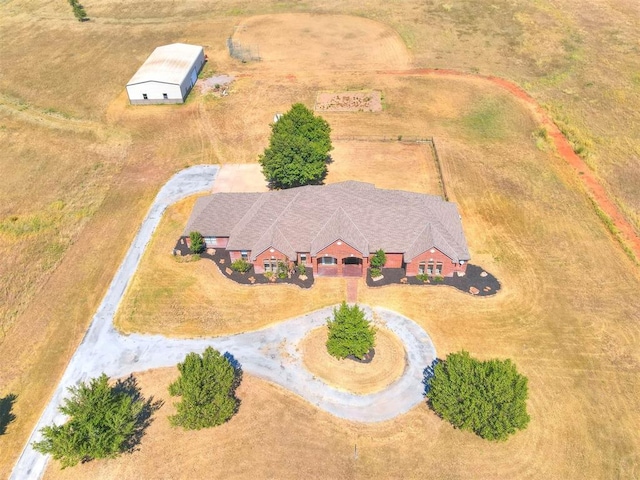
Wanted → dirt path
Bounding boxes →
[379,68,640,261]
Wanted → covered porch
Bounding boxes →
[314,255,366,277]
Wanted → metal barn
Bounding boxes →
[126,43,205,105]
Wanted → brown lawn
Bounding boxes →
[327,140,443,195]
[300,325,406,395]
[1,4,639,480]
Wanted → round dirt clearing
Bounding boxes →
[300,325,406,395]
[233,13,411,71]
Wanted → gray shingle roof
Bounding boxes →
[184,181,470,262]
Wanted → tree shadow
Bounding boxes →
[223,352,244,415]
[422,358,441,397]
[113,375,163,453]
[0,393,17,435]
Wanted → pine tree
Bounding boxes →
[426,351,530,441]
[32,374,146,468]
[168,347,240,430]
[326,302,376,360]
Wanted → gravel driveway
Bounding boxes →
[10,164,437,479]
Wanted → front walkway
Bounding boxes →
[347,278,358,303]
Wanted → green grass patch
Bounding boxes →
[532,126,551,151]
[460,98,508,141]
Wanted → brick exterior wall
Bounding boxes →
[384,253,404,268]
[314,240,368,277]
[252,247,290,274]
[297,252,312,267]
[182,238,467,278]
[405,247,467,277]
[229,250,251,262]
[184,236,228,249]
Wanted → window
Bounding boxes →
[162,93,168,99]
[418,262,426,275]
[241,251,248,260]
[142,93,148,100]
[427,262,435,275]
[435,262,443,275]
[204,237,216,247]
[319,257,337,265]
[300,254,307,263]
[263,259,277,272]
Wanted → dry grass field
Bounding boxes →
[300,325,406,395]
[1,1,639,479]
[327,141,443,195]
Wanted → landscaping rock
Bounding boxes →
[207,248,216,255]
[400,277,408,284]
[469,286,480,295]
[249,276,255,284]
[219,259,225,264]
[484,286,491,292]
[299,275,308,281]
[480,271,488,277]
[225,267,233,275]
[372,275,384,282]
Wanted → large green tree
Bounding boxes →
[426,351,530,441]
[259,103,332,189]
[168,347,240,430]
[32,374,152,468]
[326,302,376,360]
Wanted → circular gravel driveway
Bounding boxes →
[10,165,436,479]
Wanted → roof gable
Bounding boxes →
[310,207,368,256]
[185,181,471,262]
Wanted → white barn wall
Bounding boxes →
[126,82,183,104]
[126,44,206,105]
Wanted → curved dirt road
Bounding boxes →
[380,68,640,260]
[10,165,437,479]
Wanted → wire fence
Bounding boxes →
[331,135,448,200]
[332,134,433,143]
[226,37,261,62]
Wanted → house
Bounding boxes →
[182,181,470,278]
[126,43,205,105]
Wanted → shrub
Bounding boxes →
[326,302,376,360]
[67,0,88,21]
[297,263,307,276]
[259,103,332,189]
[370,267,382,278]
[32,374,153,468]
[264,271,274,280]
[433,275,444,284]
[426,351,530,441]
[189,231,205,254]
[231,258,251,273]
[416,273,429,282]
[276,261,288,279]
[169,347,240,430]
[370,249,387,268]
